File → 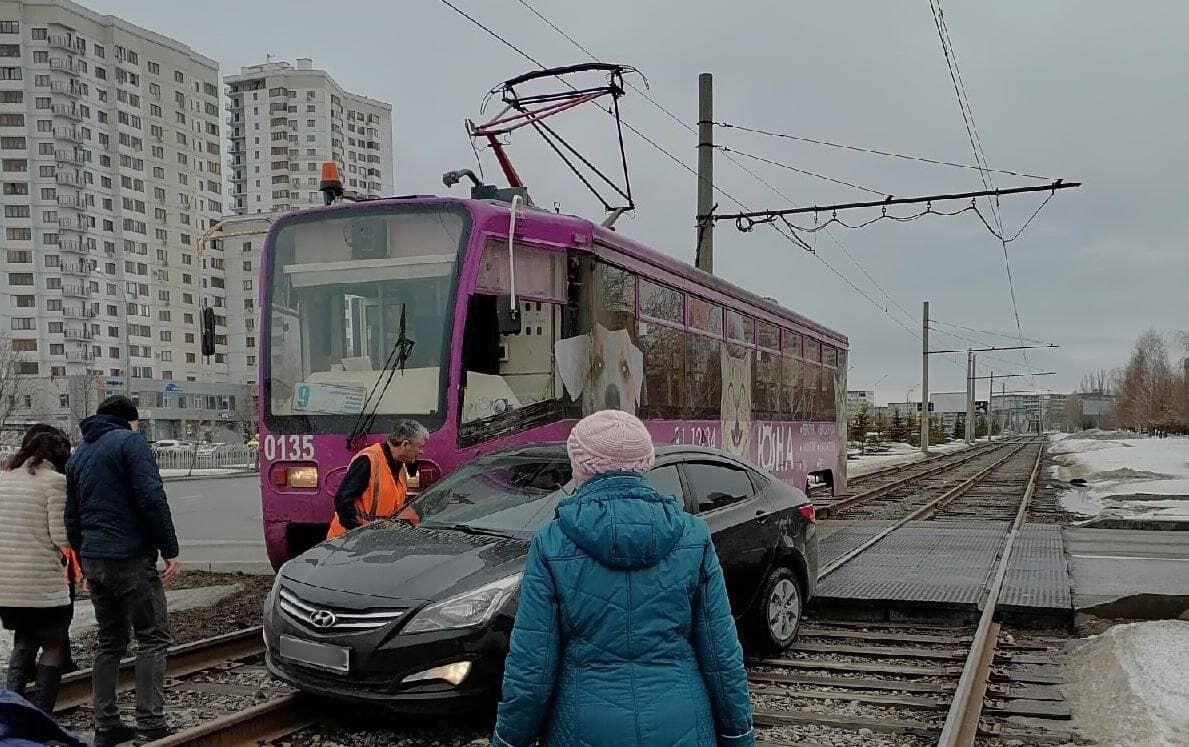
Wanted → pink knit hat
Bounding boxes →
[566,410,656,480]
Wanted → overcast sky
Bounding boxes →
[90,0,1189,404]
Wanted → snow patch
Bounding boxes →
[1066,620,1189,746]
[1050,433,1189,519]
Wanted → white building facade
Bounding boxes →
[224,58,393,215]
[0,0,247,440]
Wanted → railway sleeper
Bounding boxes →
[986,698,1072,719]
[751,708,939,737]
[748,671,954,694]
[749,685,945,711]
[790,641,967,661]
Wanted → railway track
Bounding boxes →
[52,438,1068,746]
[750,437,1075,746]
[54,627,320,746]
[822,438,1038,521]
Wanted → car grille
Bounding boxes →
[278,587,407,632]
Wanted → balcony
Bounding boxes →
[62,306,95,319]
[60,262,87,276]
[63,284,90,298]
[65,351,94,363]
[53,127,82,143]
[50,104,82,121]
[64,328,93,341]
[56,194,81,207]
[59,239,89,254]
[54,150,83,166]
[49,81,81,99]
[49,58,79,76]
[47,35,73,51]
[55,172,80,187]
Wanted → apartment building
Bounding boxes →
[224,58,393,215]
[0,0,247,440]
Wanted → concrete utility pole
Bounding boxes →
[921,301,930,454]
[695,72,714,274]
[988,371,995,442]
[965,350,975,444]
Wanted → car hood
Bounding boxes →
[280,522,529,603]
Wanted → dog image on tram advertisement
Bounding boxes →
[720,345,753,461]
[555,323,644,416]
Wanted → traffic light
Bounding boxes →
[201,306,216,357]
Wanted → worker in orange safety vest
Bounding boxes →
[326,420,428,539]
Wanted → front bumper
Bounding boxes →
[263,583,511,714]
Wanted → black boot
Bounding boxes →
[5,635,38,697]
[31,663,63,714]
[60,632,77,675]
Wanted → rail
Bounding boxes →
[56,627,265,713]
[938,442,1043,746]
[846,439,1001,485]
[148,694,315,747]
[820,439,1014,518]
[817,440,1034,580]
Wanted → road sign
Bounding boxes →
[164,381,182,393]
[98,377,123,390]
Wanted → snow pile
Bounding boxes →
[848,439,969,477]
[1049,434,1189,519]
[1065,621,1189,746]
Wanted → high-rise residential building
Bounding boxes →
[224,58,394,215]
[0,0,249,441]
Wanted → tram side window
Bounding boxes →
[554,257,644,418]
[753,322,781,419]
[461,242,568,437]
[685,296,722,421]
[803,337,822,420]
[822,345,838,419]
[638,280,684,419]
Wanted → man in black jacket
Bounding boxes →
[65,395,180,747]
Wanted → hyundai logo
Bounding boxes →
[310,609,337,629]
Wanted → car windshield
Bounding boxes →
[408,452,573,537]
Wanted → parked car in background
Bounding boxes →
[263,443,818,712]
[153,439,190,451]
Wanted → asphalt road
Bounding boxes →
[1066,527,1189,616]
[164,474,272,574]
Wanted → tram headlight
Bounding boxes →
[403,573,522,633]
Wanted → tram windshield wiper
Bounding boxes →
[346,303,415,450]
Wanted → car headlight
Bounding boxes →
[403,573,522,634]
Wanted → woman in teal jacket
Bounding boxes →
[493,410,754,747]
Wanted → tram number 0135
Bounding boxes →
[262,434,314,461]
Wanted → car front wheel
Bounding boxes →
[748,566,803,653]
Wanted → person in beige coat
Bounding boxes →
[0,427,74,713]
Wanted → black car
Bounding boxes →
[263,443,818,713]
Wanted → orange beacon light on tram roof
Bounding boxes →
[319,161,344,205]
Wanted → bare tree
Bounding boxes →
[233,392,259,442]
[0,332,32,437]
[64,375,100,438]
[1079,369,1112,394]
[1115,329,1179,432]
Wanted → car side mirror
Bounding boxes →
[496,293,521,336]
